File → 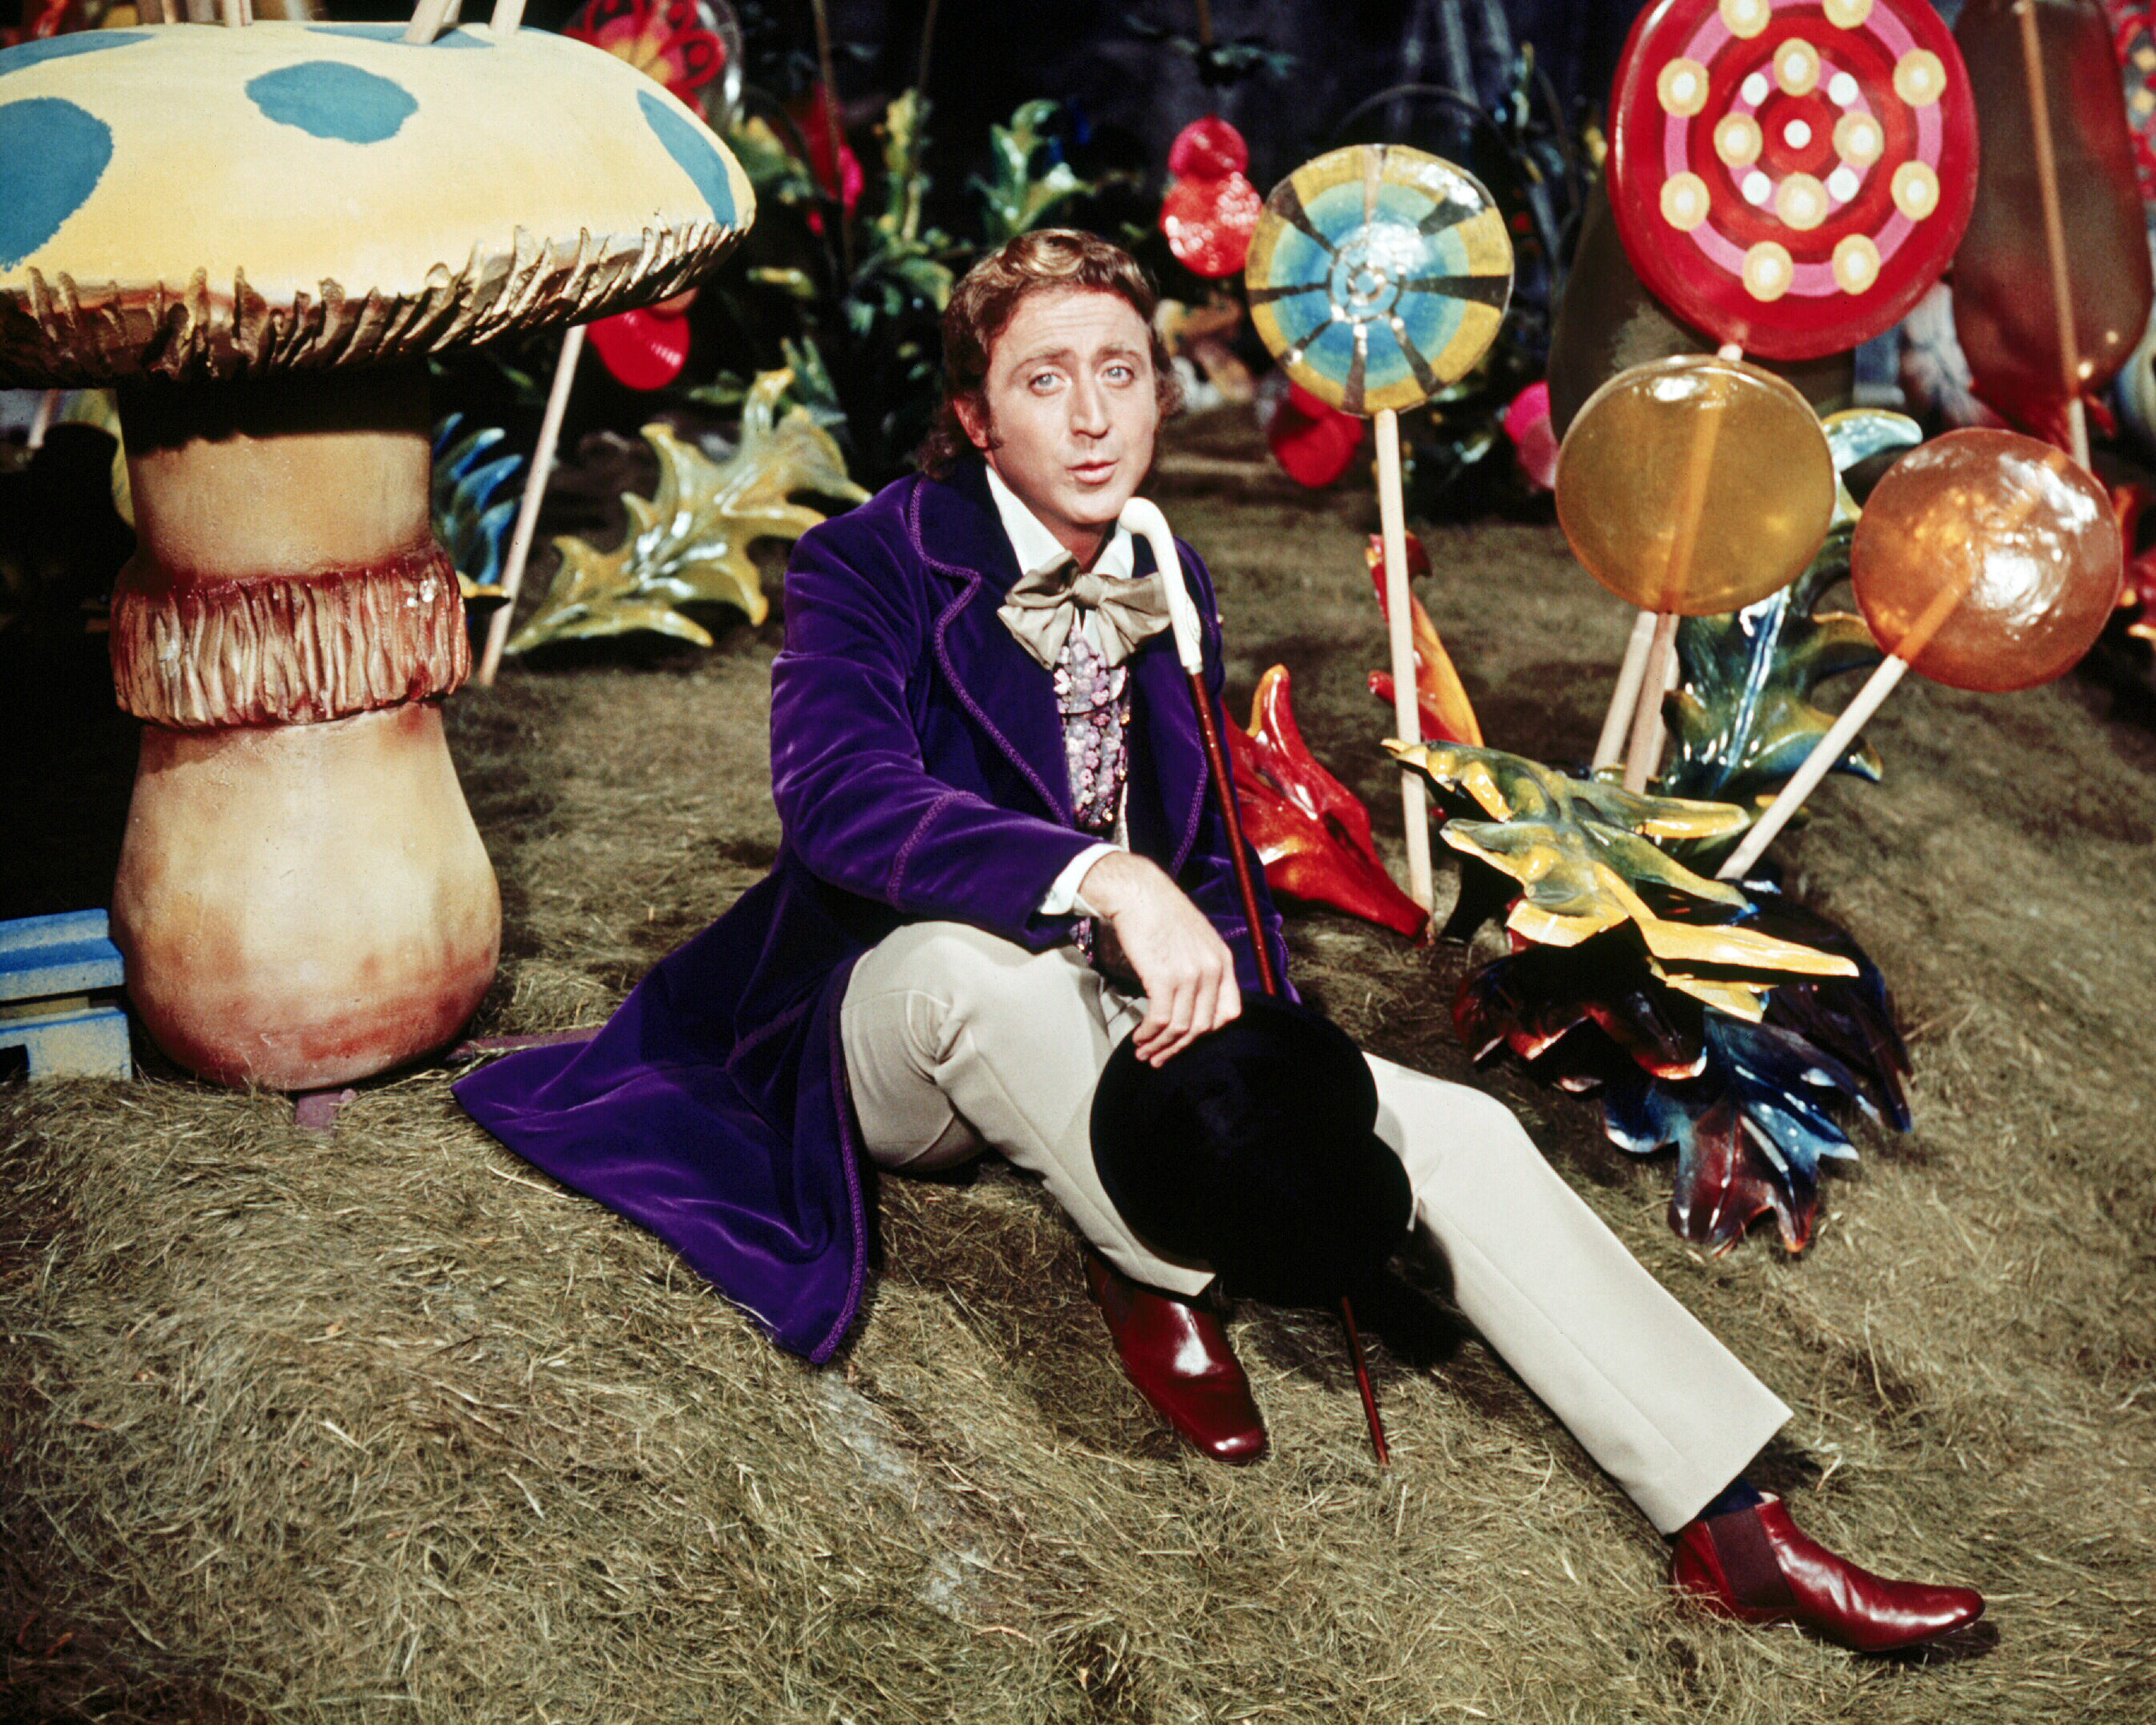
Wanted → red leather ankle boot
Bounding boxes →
[1083,1248,1268,1464]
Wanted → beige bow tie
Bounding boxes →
[997,560,1172,670]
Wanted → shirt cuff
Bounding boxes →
[1041,842,1121,919]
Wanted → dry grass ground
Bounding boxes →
[3,410,2153,1723]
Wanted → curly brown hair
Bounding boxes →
[915,229,1184,477]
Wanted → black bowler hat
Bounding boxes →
[1089,994,1414,1308]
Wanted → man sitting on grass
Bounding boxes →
[457,229,1984,1653]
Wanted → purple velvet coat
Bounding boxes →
[454,457,1290,1362]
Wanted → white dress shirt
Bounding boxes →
[980,464,1133,919]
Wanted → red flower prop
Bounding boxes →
[788,83,864,231]
[1227,666,1427,937]
[0,0,69,47]
[564,0,730,107]
[1364,532,1484,747]
[2110,481,2156,644]
[1160,116,1261,279]
[1263,380,1365,487]
[587,299,696,391]
[1502,380,1558,494]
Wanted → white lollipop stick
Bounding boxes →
[404,0,456,44]
[1620,344,1745,793]
[477,322,586,688]
[1718,656,1908,881]
[1594,609,1659,768]
[1376,410,1433,921]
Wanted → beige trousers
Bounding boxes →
[839,920,1791,1532]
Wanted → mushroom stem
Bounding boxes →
[489,0,525,34]
[110,366,499,1090]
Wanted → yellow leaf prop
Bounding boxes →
[1387,740,1856,1013]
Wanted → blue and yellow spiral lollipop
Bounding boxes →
[1246,144,1514,415]
[1245,145,1516,920]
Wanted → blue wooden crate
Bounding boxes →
[0,910,132,1080]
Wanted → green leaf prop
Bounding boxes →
[973,99,1095,247]
[506,372,868,655]
[1660,410,1922,809]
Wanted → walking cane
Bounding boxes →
[1120,499,1391,1469]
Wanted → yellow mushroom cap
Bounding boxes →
[0,22,755,385]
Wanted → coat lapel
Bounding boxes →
[908,461,1071,823]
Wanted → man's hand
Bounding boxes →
[1077,851,1241,1067]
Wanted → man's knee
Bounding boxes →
[852,921,1063,1055]
[1370,1058,1544,1188]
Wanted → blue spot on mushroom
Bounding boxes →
[0,98,112,271]
[0,32,149,75]
[638,90,736,228]
[307,23,493,48]
[246,62,417,144]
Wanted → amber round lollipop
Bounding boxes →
[1556,354,1838,615]
[1852,428,2122,691]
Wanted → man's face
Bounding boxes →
[954,288,1161,566]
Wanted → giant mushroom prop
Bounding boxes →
[0,18,752,1088]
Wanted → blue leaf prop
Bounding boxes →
[1600,1011,1864,1253]
[431,414,523,595]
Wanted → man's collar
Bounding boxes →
[982,462,1135,581]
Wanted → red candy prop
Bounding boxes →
[587,301,694,391]
[1264,379,1365,487]
[1228,666,1429,938]
[1161,116,1262,278]
[1608,0,1979,361]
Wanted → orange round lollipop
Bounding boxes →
[1557,354,1838,616]
[1852,428,2122,691]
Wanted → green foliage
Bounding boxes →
[506,373,867,656]
[1661,410,1922,811]
[972,100,1095,247]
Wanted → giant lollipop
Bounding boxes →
[1594,0,1978,781]
[1718,428,2122,878]
[1558,353,1839,791]
[1245,144,1514,919]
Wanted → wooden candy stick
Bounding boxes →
[405,0,457,45]
[1244,146,1515,932]
[1618,342,1738,794]
[1717,569,1971,883]
[477,323,586,688]
[2017,0,2090,471]
[1716,655,1907,881]
[1374,408,1433,914]
[1593,610,1660,770]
